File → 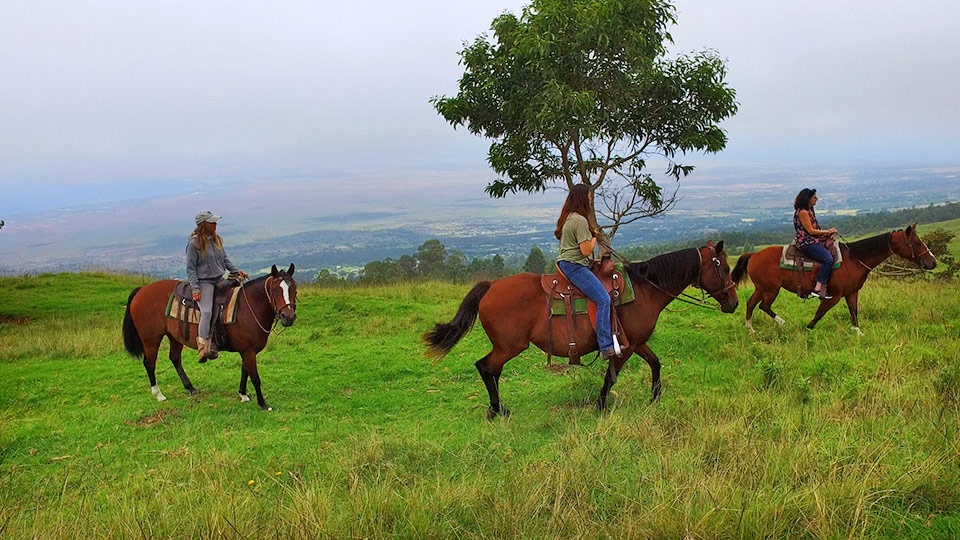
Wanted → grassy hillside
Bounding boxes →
[1,270,959,538]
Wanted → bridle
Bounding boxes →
[242,275,297,334]
[636,246,735,311]
[695,245,737,309]
[843,231,935,272]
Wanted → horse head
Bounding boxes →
[268,263,298,327]
[697,241,739,313]
[891,224,937,270]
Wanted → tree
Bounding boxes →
[415,239,448,280]
[468,254,508,280]
[359,259,402,285]
[432,0,737,240]
[314,268,348,287]
[523,245,548,274]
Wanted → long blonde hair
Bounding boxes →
[191,224,223,258]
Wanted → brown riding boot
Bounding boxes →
[197,336,217,363]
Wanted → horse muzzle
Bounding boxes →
[279,307,297,327]
[720,298,739,314]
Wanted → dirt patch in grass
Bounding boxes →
[0,315,30,325]
[126,409,178,428]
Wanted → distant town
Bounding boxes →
[1,162,958,280]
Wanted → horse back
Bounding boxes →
[744,246,788,288]
[479,273,549,337]
[128,280,181,341]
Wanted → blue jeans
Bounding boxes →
[801,243,834,285]
[558,261,614,353]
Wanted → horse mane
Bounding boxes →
[625,248,700,292]
[245,275,269,287]
[845,231,893,260]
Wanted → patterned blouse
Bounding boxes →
[793,208,821,247]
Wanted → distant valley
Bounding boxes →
[2,162,958,279]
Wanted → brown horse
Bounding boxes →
[424,243,739,419]
[122,264,297,411]
[732,224,936,335]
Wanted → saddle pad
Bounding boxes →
[780,244,842,271]
[549,264,635,316]
[165,286,242,325]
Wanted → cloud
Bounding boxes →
[0,0,957,198]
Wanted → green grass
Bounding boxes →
[1,272,959,538]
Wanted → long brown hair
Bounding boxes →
[191,223,223,258]
[554,184,592,240]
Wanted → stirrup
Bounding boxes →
[612,334,622,357]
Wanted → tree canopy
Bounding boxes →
[432,0,738,238]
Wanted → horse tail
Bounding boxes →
[731,253,753,285]
[423,281,491,358]
[122,287,145,359]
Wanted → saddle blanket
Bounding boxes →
[165,285,242,325]
[549,263,635,316]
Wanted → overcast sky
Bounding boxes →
[2,0,958,213]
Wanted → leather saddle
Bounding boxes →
[780,241,843,297]
[166,279,243,346]
[540,259,630,365]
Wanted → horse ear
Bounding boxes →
[271,264,280,277]
[716,240,724,254]
[287,263,295,276]
[907,223,918,236]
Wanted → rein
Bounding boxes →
[638,247,732,311]
[839,232,933,275]
[240,278,283,334]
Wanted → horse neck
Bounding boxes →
[239,279,274,324]
[627,249,700,306]
[847,232,893,270]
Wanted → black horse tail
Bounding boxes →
[731,253,753,285]
[122,287,145,360]
[423,281,492,358]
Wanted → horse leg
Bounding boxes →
[845,291,863,335]
[758,289,785,327]
[597,347,639,410]
[636,343,661,403]
[167,339,197,395]
[238,368,251,403]
[239,352,271,411]
[475,346,521,420]
[806,296,842,330]
[744,289,762,333]
[141,341,167,402]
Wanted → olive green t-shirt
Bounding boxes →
[557,213,593,266]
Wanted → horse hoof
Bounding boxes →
[151,386,167,402]
[486,406,510,420]
[238,393,251,403]
[262,405,273,412]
